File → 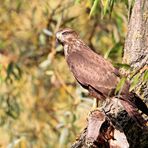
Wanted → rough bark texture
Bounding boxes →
[123,0,148,99]
[122,0,148,146]
[71,98,148,148]
[71,0,148,147]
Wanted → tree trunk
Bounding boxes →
[123,0,148,100]
[72,0,148,147]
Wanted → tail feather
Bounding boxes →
[120,100,147,127]
[130,92,148,116]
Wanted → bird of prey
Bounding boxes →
[56,28,148,126]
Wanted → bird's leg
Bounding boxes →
[93,98,113,114]
[88,98,99,117]
[88,86,101,110]
[92,98,99,110]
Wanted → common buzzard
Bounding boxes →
[56,28,148,126]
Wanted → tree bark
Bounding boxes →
[123,0,148,99]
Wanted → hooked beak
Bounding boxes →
[55,32,63,47]
[55,38,60,48]
[56,31,62,40]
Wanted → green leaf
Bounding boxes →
[6,62,22,82]
[89,0,99,17]
[130,73,141,91]
[127,0,135,19]
[75,0,81,4]
[102,0,109,16]
[0,64,2,71]
[39,33,46,45]
[0,41,6,49]
[109,0,115,13]
[113,63,130,70]
[102,0,115,18]
[142,70,148,82]
[116,15,123,34]
[15,64,22,78]
[124,0,129,8]
[115,77,126,95]
[104,42,122,59]
[59,128,69,146]
[0,64,3,84]
[72,113,77,123]
[6,97,20,119]
[0,115,6,126]
[6,62,14,77]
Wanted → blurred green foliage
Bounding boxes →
[0,0,130,147]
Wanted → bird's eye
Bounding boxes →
[62,31,70,35]
[62,31,74,35]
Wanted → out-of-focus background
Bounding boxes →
[0,0,129,147]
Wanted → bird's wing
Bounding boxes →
[67,50,120,96]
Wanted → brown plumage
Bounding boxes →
[56,28,148,126]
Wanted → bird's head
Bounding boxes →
[56,28,78,45]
